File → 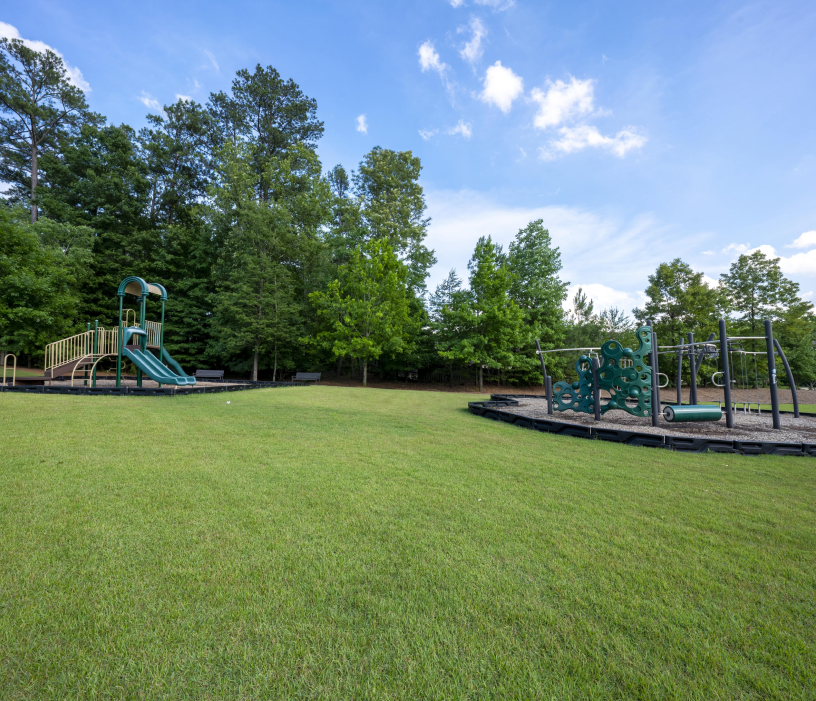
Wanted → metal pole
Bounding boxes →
[719,319,733,428]
[546,376,553,415]
[647,320,660,426]
[591,357,601,421]
[676,338,683,405]
[92,320,98,388]
[84,322,91,386]
[765,319,781,429]
[536,338,554,415]
[773,339,798,418]
[688,332,697,406]
[137,295,146,388]
[116,296,123,388]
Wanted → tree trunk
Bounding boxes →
[336,355,343,377]
[252,346,259,381]
[363,358,368,387]
[30,141,38,223]
[273,342,277,382]
[479,365,483,393]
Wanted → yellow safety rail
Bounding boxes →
[44,330,96,374]
[3,353,16,387]
[144,320,162,348]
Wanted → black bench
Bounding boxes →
[293,372,321,383]
[195,369,224,381]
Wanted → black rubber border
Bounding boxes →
[468,394,814,457]
[0,380,309,397]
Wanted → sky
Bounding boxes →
[3,0,815,313]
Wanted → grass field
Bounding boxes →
[1,387,814,700]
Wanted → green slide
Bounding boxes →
[121,327,196,386]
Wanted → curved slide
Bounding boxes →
[123,346,196,386]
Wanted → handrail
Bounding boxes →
[44,331,95,374]
[657,372,669,388]
[143,320,162,348]
[712,371,724,387]
[3,353,17,387]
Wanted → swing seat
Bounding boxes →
[663,405,722,422]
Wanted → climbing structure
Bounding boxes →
[552,325,653,417]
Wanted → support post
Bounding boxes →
[84,322,91,386]
[676,338,683,405]
[773,338,799,418]
[719,319,734,428]
[92,320,98,388]
[591,357,601,421]
[688,332,697,406]
[765,319,781,429]
[136,295,146,388]
[116,296,123,388]
[546,376,553,415]
[648,321,660,426]
[536,338,553,415]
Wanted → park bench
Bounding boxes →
[293,372,321,384]
[195,369,224,381]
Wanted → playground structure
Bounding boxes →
[12,276,195,388]
[535,317,799,432]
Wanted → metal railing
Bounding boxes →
[45,331,96,374]
[3,353,16,386]
[144,320,162,348]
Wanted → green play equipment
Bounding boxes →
[552,325,654,418]
[115,276,195,387]
[663,404,722,422]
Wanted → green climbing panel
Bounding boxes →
[552,325,653,418]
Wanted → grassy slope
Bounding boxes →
[0,386,814,700]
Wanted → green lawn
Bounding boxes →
[1,387,814,700]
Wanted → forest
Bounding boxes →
[2,37,815,389]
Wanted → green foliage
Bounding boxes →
[0,36,93,221]
[0,208,87,359]
[438,236,524,392]
[633,258,720,344]
[311,238,414,385]
[352,147,436,291]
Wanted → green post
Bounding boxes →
[157,299,166,388]
[92,320,99,388]
[116,296,123,387]
[136,296,146,387]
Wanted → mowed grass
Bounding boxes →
[0,387,814,700]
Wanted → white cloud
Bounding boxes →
[459,17,487,65]
[0,21,91,92]
[424,188,669,303]
[204,50,219,72]
[701,274,720,288]
[565,284,647,313]
[419,129,439,140]
[722,242,816,278]
[138,91,163,112]
[542,125,647,159]
[788,230,816,249]
[176,94,192,102]
[418,40,448,74]
[450,0,466,6]
[702,250,715,255]
[530,77,595,130]
[356,114,368,134]
[447,120,472,138]
[479,60,523,113]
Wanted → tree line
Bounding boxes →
[1,37,814,388]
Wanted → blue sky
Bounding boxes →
[3,0,815,311]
